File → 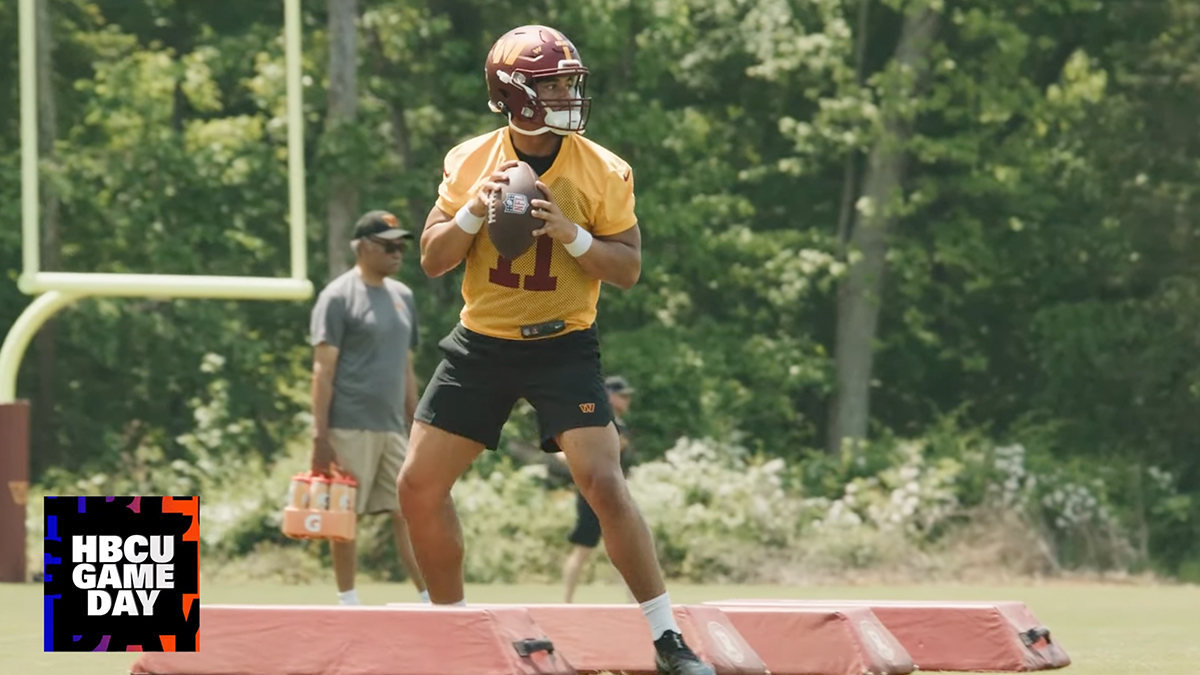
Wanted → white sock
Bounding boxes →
[337,589,360,606]
[639,592,680,641]
[451,599,466,607]
[419,590,431,603]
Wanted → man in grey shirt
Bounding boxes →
[310,210,428,605]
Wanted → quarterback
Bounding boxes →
[396,24,714,675]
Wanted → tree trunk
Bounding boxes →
[827,6,940,453]
[364,25,456,305]
[385,97,460,303]
[386,97,425,252]
[325,0,360,280]
[835,0,872,252]
[35,0,61,471]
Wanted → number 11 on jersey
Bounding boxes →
[488,236,558,291]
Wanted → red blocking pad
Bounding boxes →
[709,599,1071,672]
[712,605,914,675]
[464,603,768,675]
[130,604,575,675]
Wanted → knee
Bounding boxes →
[396,467,440,515]
[575,468,627,514]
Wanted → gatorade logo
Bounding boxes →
[304,513,322,533]
[706,621,745,664]
[860,620,896,663]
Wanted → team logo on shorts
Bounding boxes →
[503,193,530,215]
[579,403,595,413]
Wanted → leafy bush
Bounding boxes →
[451,460,577,583]
[627,436,810,582]
[26,379,1195,584]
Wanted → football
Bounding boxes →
[488,161,546,260]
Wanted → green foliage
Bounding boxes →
[25,377,1194,582]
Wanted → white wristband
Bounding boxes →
[564,224,593,257]
[455,204,484,234]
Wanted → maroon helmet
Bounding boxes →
[485,25,591,135]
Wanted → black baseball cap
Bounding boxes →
[353,210,413,241]
[605,376,635,395]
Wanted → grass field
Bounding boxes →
[2,580,1196,674]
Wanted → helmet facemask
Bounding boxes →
[492,67,592,136]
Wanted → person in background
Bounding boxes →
[309,210,429,606]
[562,375,637,603]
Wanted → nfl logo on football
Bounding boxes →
[503,193,529,215]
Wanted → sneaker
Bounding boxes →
[654,630,716,675]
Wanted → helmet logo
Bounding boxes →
[491,36,526,65]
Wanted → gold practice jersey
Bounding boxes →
[436,128,637,340]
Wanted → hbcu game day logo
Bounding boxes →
[43,496,200,652]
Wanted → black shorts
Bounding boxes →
[414,323,614,452]
[568,491,602,548]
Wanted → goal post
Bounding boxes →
[0,0,315,582]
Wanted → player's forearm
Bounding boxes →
[311,372,335,439]
[576,238,641,289]
[420,219,475,277]
[420,219,476,278]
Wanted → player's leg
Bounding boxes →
[563,491,602,602]
[389,511,428,601]
[396,423,480,604]
[378,432,428,601]
[556,425,666,601]
[523,334,664,602]
[397,337,517,605]
[527,337,714,675]
[556,426,712,674]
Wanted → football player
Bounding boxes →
[397,25,715,675]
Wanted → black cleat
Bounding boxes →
[654,630,716,675]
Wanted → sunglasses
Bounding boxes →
[370,238,407,254]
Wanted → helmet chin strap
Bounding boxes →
[508,120,559,136]
[509,117,581,136]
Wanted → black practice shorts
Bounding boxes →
[567,490,602,548]
[414,323,614,453]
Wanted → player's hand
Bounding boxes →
[467,160,521,218]
[311,436,336,476]
[530,181,578,243]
